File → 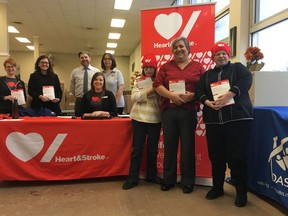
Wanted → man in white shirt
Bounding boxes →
[70,51,100,116]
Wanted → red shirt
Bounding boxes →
[153,59,205,111]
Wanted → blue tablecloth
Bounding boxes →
[248,106,288,209]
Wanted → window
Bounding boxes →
[255,0,288,23]
[251,19,288,71]
[211,0,230,13]
[215,13,229,42]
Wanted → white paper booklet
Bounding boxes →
[210,79,235,106]
[11,89,26,105]
[136,77,152,90]
[169,79,185,103]
[43,86,55,100]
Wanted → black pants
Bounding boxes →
[206,120,252,193]
[162,107,197,185]
[128,119,162,181]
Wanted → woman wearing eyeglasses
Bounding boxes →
[28,55,62,116]
[0,58,26,115]
[101,53,125,115]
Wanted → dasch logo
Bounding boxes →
[268,136,288,187]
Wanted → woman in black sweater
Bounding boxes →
[80,72,117,117]
[28,55,62,116]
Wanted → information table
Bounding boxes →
[248,106,288,209]
[0,117,133,180]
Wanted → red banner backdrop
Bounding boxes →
[141,4,215,181]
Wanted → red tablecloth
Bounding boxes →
[0,117,132,180]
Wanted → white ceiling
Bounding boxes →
[7,0,174,57]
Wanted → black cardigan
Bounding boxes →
[0,76,27,114]
[28,71,62,115]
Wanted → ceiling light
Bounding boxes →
[108,33,121,40]
[107,43,117,48]
[106,50,115,54]
[15,37,31,43]
[111,19,125,28]
[8,26,19,33]
[26,46,34,50]
[114,0,133,10]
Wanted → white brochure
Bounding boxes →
[169,79,185,103]
[11,89,25,105]
[43,86,55,100]
[210,79,235,106]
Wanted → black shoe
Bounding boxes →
[160,183,175,191]
[235,194,247,207]
[122,180,138,190]
[145,176,163,184]
[183,185,194,194]
[206,187,224,200]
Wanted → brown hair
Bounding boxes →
[3,58,17,67]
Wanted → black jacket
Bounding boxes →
[196,62,253,124]
[28,71,62,115]
[0,76,27,114]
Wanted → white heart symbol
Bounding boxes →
[6,132,44,162]
[204,58,210,64]
[156,55,161,61]
[164,54,171,60]
[196,52,203,58]
[196,130,203,136]
[197,111,203,116]
[154,13,182,40]
[200,124,205,129]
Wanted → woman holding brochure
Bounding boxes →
[122,54,162,190]
[28,55,62,116]
[153,37,205,194]
[195,42,253,207]
[0,58,26,115]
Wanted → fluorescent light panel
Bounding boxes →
[111,19,125,28]
[8,26,19,33]
[26,46,34,50]
[114,0,133,10]
[107,43,117,48]
[106,50,115,54]
[108,33,121,39]
[15,37,31,43]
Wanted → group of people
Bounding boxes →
[122,37,253,208]
[70,51,124,117]
[0,51,125,118]
[0,36,253,208]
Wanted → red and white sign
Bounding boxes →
[141,4,215,180]
[141,4,215,70]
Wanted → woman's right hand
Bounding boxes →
[169,93,185,105]
[204,100,222,110]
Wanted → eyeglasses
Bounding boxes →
[5,65,15,69]
[40,61,49,64]
[103,58,112,61]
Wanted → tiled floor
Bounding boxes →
[0,177,287,216]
